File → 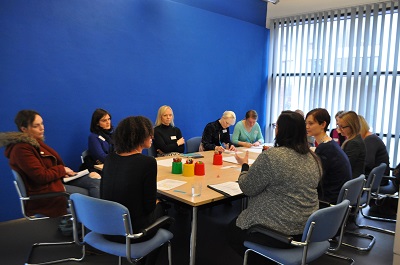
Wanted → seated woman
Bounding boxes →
[153,105,185,156]
[231,110,264,148]
[87,108,114,169]
[359,115,390,183]
[305,108,352,207]
[101,116,167,264]
[330,110,346,146]
[0,110,100,217]
[200,110,237,152]
[228,111,322,260]
[338,111,366,179]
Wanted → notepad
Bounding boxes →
[181,153,204,158]
[207,182,243,197]
[63,169,89,183]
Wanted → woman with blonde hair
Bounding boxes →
[337,111,366,178]
[153,105,185,156]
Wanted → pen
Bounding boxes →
[173,190,186,193]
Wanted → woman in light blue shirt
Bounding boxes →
[232,110,264,147]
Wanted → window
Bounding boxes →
[266,1,400,167]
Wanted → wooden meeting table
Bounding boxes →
[95,147,262,265]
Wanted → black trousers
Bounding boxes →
[226,217,302,265]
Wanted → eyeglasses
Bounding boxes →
[336,124,349,130]
[272,123,277,129]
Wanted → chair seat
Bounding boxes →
[244,240,330,265]
[85,228,173,259]
[379,180,397,195]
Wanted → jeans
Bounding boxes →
[65,174,100,198]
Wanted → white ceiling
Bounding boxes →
[266,0,390,28]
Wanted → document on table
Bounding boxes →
[224,150,243,154]
[207,182,243,197]
[157,179,186,191]
[244,147,263,154]
[63,169,89,183]
[157,158,174,167]
[222,156,255,165]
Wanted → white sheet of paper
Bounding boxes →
[223,150,238,154]
[157,179,186,191]
[157,158,174,167]
[244,148,262,154]
[222,156,255,165]
[63,169,89,183]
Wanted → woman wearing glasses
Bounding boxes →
[86,108,114,171]
[330,111,346,146]
[305,108,352,207]
[200,110,237,152]
[337,111,366,179]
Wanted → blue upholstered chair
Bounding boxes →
[69,193,174,265]
[186,136,202,153]
[12,169,81,265]
[243,200,350,265]
[80,149,89,164]
[328,174,366,262]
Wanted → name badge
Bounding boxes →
[171,136,177,140]
[222,129,227,133]
[98,135,106,141]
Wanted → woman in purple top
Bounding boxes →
[86,109,114,171]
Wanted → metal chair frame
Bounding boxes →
[12,169,82,265]
[243,200,350,265]
[69,193,174,265]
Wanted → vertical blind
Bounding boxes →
[266,0,400,167]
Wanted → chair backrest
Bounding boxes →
[366,163,387,192]
[147,144,157,157]
[81,150,89,164]
[69,193,131,236]
[336,174,365,206]
[12,169,27,198]
[302,199,350,242]
[186,136,202,153]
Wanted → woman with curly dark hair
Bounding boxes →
[101,116,167,259]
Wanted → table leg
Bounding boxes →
[190,206,198,265]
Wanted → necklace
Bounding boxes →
[319,134,328,143]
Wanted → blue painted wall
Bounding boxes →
[0,0,268,221]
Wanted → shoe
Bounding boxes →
[58,218,73,236]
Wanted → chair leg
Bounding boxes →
[340,230,376,251]
[243,249,250,265]
[361,207,396,223]
[26,240,84,265]
[168,241,172,265]
[325,251,355,265]
[355,208,396,235]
